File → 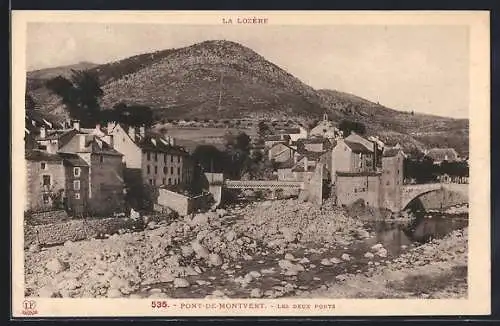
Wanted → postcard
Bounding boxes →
[11,10,490,317]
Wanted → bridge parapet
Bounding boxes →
[224,180,304,189]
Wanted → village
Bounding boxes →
[24,111,468,219]
[23,109,470,300]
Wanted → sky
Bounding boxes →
[26,23,470,118]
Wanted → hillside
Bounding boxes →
[25,40,469,155]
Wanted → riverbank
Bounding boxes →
[24,198,468,299]
[299,228,468,299]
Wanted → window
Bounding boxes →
[42,193,50,204]
[39,145,47,151]
[168,178,171,185]
[163,167,167,174]
[100,156,104,163]
[177,156,180,163]
[171,155,173,163]
[40,162,47,170]
[170,166,174,174]
[42,175,51,186]
[75,192,80,200]
[164,154,167,163]
[154,153,157,161]
[147,152,151,161]
[162,178,166,185]
[149,179,153,185]
[147,165,150,174]
[154,166,158,174]
[73,167,81,177]
[73,180,80,191]
[177,167,180,175]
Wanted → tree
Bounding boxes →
[338,119,367,137]
[307,119,319,131]
[25,93,36,111]
[45,69,103,126]
[103,102,154,127]
[257,120,270,137]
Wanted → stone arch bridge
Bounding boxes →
[400,183,468,211]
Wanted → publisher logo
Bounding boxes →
[22,300,38,316]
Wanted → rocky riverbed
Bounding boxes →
[24,198,468,299]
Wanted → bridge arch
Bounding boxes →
[400,184,468,211]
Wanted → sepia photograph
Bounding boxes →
[11,11,490,317]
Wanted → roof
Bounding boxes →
[276,128,301,135]
[296,150,328,161]
[291,165,316,173]
[58,152,89,167]
[59,133,122,156]
[264,135,283,141]
[425,148,459,162]
[383,148,405,158]
[137,134,190,156]
[344,141,373,154]
[336,171,382,177]
[25,150,63,162]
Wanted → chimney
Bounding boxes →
[72,120,80,131]
[79,134,86,150]
[39,126,46,139]
[139,125,145,138]
[107,121,116,134]
[128,126,136,140]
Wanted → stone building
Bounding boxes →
[310,112,342,139]
[58,132,125,216]
[424,148,460,164]
[332,132,403,211]
[268,143,297,163]
[25,150,90,215]
[275,126,309,142]
[107,122,194,188]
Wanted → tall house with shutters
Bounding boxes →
[107,122,194,196]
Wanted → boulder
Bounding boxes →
[356,229,370,239]
[280,227,297,243]
[284,253,295,261]
[225,230,237,242]
[107,288,123,298]
[330,257,341,264]
[341,253,351,261]
[364,252,375,259]
[377,248,388,258]
[191,241,209,258]
[191,213,209,227]
[371,243,384,252]
[208,253,223,267]
[28,243,41,254]
[320,258,333,266]
[181,245,194,258]
[250,288,263,298]
[45,258,69,273]
[173,278,190,288]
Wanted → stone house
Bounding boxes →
[268,143,297,163]
[332,138,377,183]
[58,132,125,216]
[275,126,309,142]
[25,150,90,214]
[424,148,460,164]
[264,135,290,148]
[107,122,194,188]
[310,112,342,139]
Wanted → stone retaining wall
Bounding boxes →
[24,217,138,248]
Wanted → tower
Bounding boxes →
[380,149,404,211]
